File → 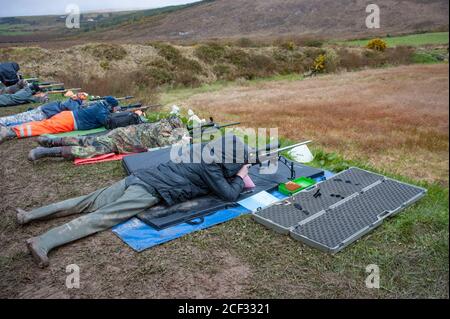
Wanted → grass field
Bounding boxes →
[341,32,449,47]
[0,24,32,36]
[0,64,448,298]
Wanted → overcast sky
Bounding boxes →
[1,0,202,18]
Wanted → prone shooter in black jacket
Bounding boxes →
[16,135,251,268]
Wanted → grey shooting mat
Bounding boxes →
[253,167,426,253]
[122,147,324,230]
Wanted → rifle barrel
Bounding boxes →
[39,83,64,88]
[117,96,134,101]
[250,140,313,162]
[188,122,241,132]
[217,122,241,128]
[46,88,81,94]
[91,95,134,101]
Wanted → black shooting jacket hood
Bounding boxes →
[132,135,247,206]
[0,62,20,86]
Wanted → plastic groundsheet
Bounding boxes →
[112,171,334,252]
[44,127,107,138]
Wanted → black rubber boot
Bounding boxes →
[37,136,64,147]
[0,126,16,144]
[28,147,63,161]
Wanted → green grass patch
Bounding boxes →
[411,48,448,64]
[340,32,449,47]
[0,23,32,36]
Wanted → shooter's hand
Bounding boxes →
[237,164,251,179]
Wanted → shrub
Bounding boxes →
[174,71,201,87]
[367,38,388,52]
[175,56,204,75]
[411,52,440,64]
[337,48,367,70]
[225,48,251,67]
[99,60,110,70]
[152,42,183,64]
[323,49,340,73]
[272,49,308,74]
[213,64,233,80]
[83,44,127,60]
[302,39,324,48]
[235,37,255,48]
[280,41,296,51]
[312,54,326,73]
[250,54,277,76]
[194,43,227,63]
[144,57,171,69]
[384,46,414,65]
[0,47,46,64]
[145,67,174,86]
[303,47,325,59]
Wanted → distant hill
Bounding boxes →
[1,0,448,45]
[86,0,449,41]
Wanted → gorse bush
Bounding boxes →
[224,48,251,67]
[367,38,388,51]
[312,54,326,73]
[27,39,427,94]
[151,42,183,63]
[144,67,174,86]
[279,41,296,51]
[82,44,127,60]
[235,37,256,48]
[99,60,110,70]
[149,42,205,87]
[213,64,233,80]
[194,43,227,63]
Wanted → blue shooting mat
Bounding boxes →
[112,170,335,252]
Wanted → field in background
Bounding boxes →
[340,32,449,47]
[167,64,449,185]
[0,24,31,36]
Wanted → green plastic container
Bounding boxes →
[278,177,316,196]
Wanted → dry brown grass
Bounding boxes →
[178,64,449,184]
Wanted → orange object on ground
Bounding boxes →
[285,181,301,191]
[13,111,76,138]
[74,153,136,166]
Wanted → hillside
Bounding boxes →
[0,0,448,45]
[86,0,449,41]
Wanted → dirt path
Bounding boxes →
[177,64,449,185]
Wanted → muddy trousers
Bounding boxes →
[0,87,35,107]
[24,179,159,255]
